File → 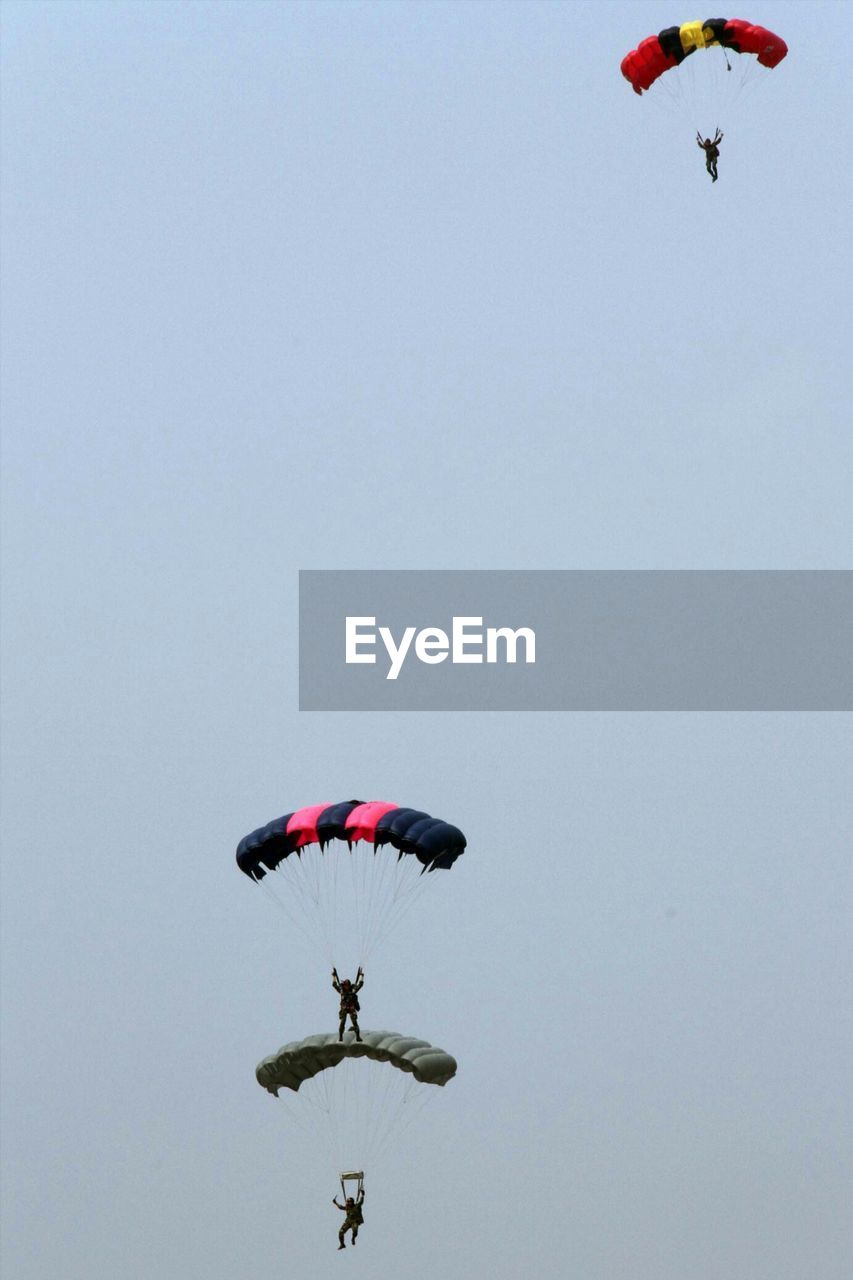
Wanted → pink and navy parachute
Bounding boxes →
[237,800,466,880]
[621,18,788,95]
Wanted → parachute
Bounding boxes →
[621,18,787,138]
[257,1030,458,1094]
[236,800,466,967]
[237,800,466,880]
[256,1029,457,1176]
[239,805,465,1197]
[621,19,788,95]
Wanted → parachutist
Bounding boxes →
[697,128,723,181]
[256,1034,456,1235]
[333,1188,364,1248]
[332,966,364,1041]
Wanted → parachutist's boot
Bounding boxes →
[353,1022,362,1042]
[338,1242,346,1250]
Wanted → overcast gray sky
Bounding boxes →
[2,3,851,1278]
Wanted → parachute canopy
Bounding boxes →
[256,1029,458,1095]
[622,18,787,95]
[256,1030,458,1174]
[237,800,466,881]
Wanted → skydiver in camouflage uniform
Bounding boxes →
[697,129,723,182]
[333,1189,365,1249]
[332,966,363,1041]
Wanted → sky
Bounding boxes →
[1,2,851,1278]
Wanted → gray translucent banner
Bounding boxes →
[299,571,853,711]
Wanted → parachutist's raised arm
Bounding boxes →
[332,969,341,992]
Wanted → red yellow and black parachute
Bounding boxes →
[622,18,787,95]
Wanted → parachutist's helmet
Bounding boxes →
[342,979,352,988]
[346,1197,354,1205]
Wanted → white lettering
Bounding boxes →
[452,616,484,664]
[486,626,536,664]
[344,616,536,679]
[415,628,449,664]
[346,617,377,664]
[379,625,416,681]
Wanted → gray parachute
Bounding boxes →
[256,1029,457,1096]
